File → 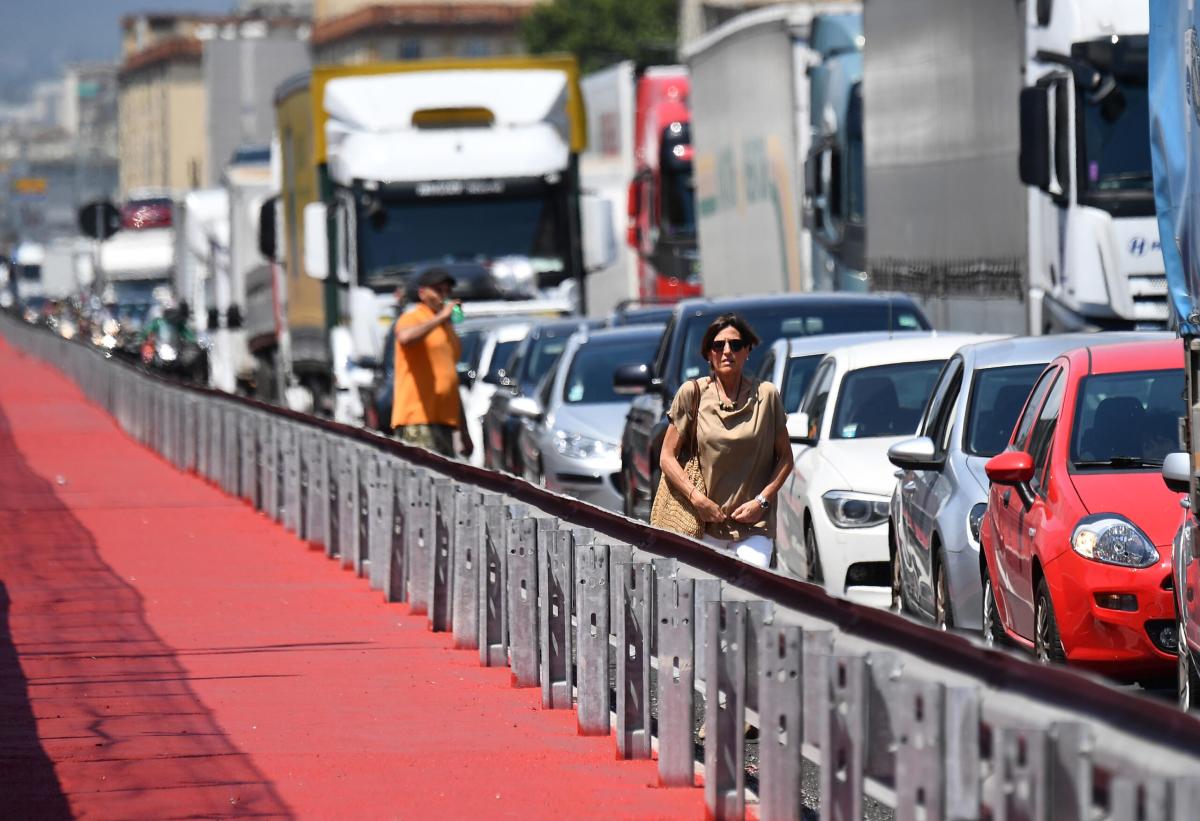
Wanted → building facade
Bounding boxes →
[311,1,538,65]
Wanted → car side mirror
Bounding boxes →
[985,450,1034,485]
[1163,451,1191,494]
[509,395,542,420]
[888,436,940,472]
[303,202,328,280]
[613,362,652,396]
[258,197,277,261]
[580,193,616,272]
[787,412,811,444]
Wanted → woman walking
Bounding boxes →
[658,313,793,568]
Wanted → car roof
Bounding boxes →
[485,321,532,343]
[672,291,924,317]
[826,334,1002,371]
[576,323,665,345]
[957,332,1174,370]
[1075,337,1184,375]
[530,317,601,337]
[774,330,932,358]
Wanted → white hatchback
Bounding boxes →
[776,334,1000,607]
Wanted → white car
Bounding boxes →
[776,334,999,607]
[461,321,530,466]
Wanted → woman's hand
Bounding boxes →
[692,491,727,523]
[730,499,766,525]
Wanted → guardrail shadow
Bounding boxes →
[0,400,292,818]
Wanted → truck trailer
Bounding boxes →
[865,0,1166,333]
[266,55,612,424]
[684,3,857,298]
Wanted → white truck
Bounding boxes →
[11,241,46,302]
[97,227,174,332]
[270,56,614,424]
[864,0,1166,333]
[684,2,858,298]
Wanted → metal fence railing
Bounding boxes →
[6,313,1200,821]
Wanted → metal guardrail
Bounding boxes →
[6,313,1200,821]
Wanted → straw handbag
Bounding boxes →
[650,380,706,538]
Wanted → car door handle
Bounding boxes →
[1002,490,1011,508]
[1027,527,1036,538]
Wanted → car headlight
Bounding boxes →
[968,502,988,546]
[1071,514,1160,569]
[822,490,890,529]
[491,255,536,297]
[553,430,618,460]
[158,342,177,362]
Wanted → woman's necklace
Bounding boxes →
[715,372,742,411]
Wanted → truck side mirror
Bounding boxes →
[580,193,617,272]
[303,202,329,281]
[626,178,642,248]
[1019,86,1052,191]
[258,197,277,261]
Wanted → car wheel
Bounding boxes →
[804,518,825,585]
[934,557,953,631]
[1179,617,1200,713]
[981,563,1007,647]
[1034,578,1066,664]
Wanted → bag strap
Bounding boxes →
[687,378,701,460]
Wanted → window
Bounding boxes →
[781,354,824,413]
[831,360,946,440]
[1026,374,1066,495]
[963,363,1048,457]
[482,339,520,386]
[758,352,776,384]
[563,337,658,404]
[1011,367,1059,451]
[1070,368,1184,469]
[800,360,836,441]
[919,357,964,456]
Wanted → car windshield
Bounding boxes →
[1070,368,1183,470]
[357,189,567,285]
[679,303,928,382]
[521,332,572,393]
[831,360,946,439]
[483,339,520,385]
[457,329,485,379]
[964,363,1047,457]
[564,337,658,404]
[782,354,824,413]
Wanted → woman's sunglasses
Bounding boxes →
[709,339,747,353]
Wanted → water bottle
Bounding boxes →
[450,303,464,324]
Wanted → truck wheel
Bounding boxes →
[1180,617,1200,713]
[1034,578,1066,664]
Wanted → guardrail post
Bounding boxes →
[865,651,901,785]
[240,412,256,506]
[506,516,543,686]
[296,428,311,541]
[895,679,945,821]
[183,396,197,472]
[1111,774,1169,821]
[280,424,296,531]
[304,431,327,549]
[480,500,523,666]
[338,446,359,570]
[196,401,209,479]
[823,652,868,821]
[758,621,803,818]
[208,403,223,486]
[989,725,1049,821]
[1172,777,1200,821]
[802,630,834,752]
[407,469,433,613]
[368,454,394,592]
[383,463,411,603]
[355,445,372,576]
[273,422,287,524]
[429,480,458,630]
[1048,722,1091,821]
[704,600,747,819]
[945,686,981,818]
[617,560,652,760]
[259,417,275,515]
[223,408,240,497]
[325,438,341,559]
[539,526,587,709]
[693,578,722,686]
[575,540,610,735]
[655,559,695,786]
[451,489,489,647]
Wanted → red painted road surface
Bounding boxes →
[0,337,704,819]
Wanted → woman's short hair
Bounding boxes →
[698,312,762,360]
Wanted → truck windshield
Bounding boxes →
[1072,36,1151,208]
[660,124,696,237]
[357,187,567,285]
[16,264,41,281]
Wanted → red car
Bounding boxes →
[980,338,1183,682]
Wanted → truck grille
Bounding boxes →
[1128,274,1170,323]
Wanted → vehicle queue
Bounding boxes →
[442,292,1195,707]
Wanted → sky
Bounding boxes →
[0,0,237,102]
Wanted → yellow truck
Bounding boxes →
[257,55,614,422]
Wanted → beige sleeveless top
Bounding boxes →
[668,376,787,541]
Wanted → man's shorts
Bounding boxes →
[396,424,455,458]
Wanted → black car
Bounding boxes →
[481,317,602,473]
[615,292,931,520]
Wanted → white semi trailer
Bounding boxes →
[865,0,1166,333]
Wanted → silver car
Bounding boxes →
[887,333,1169,630]
[513,324,664,512]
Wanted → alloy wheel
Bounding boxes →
[934,562,951,631]
[981,568,1001,647]
[1181,617,1192,712]
[890,545,903,614]
[1034,580,1066,664]
[804,519,824,585]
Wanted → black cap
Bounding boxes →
[416,267,456,289]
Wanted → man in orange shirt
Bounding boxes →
[391,269,473,459]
